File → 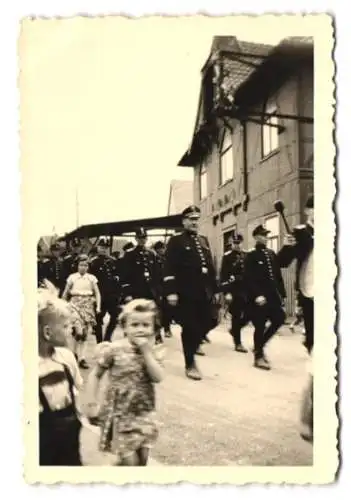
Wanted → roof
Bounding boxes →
[63,214,184,240]
[208,37,273,96]
[178,36,273,167]
[234,37,314,109]
[167,179,194,215]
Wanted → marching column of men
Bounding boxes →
[37,196,313,379]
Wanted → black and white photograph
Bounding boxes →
[20,13,336,484]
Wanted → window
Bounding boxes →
[220,128,233,185]
[265,214,280,253]
[200,163,207,200]
[261,103,279,158]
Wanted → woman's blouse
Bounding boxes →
[67,272,98,296]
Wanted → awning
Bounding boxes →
[63,214,183,240]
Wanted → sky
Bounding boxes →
[20,16,289,238]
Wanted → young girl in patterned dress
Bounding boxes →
[38,289,83,465]
[62,254,101,369]
[85,299,164,466]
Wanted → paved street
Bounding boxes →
[79,320,313,467]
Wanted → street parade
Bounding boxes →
[37,197,314,467]
[23,24,321,471]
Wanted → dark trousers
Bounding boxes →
[178,299,212,369]
[300,295,314,353]
[39,415,82,466]
[95,295,120,343]
[250,299,286,358]
[229,295,248,346]
[161,299,172,331]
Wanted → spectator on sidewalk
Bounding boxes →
[85,299,164,466]
[62,254,101,369]
[38,290,83,466]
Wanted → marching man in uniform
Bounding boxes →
[120,227,163,344]
[47,243,66,297]
[278,194,314,354]
[219,232,248,353]
[89,238,121,343]
[63,238,82,281]
[163,205,218,381]
[244,224,286,370]
[37,244,52,288]
[153,240,173,338]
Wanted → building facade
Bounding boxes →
[178,36,314,315]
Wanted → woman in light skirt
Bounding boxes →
[62,254,101,369]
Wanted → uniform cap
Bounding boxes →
[232,232,243,243]
[252,224,271,237]
[136,227,147,239]
[123,242,134,251]
[182,205,201,218]
[97,237,109,248]
[153,240,165,251]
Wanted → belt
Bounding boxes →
[71,293,93,297]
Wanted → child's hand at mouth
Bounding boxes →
[130,336,150,351]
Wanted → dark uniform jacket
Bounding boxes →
[219,249,247,297]
[120,246,159,300]
[89,254,120,296]
[37,258,52,287]
[243,244,286,304]
[62,254,80,281]
[277,224,314,294]
[163,231,217,302]
[154,253,166,298]
[46,257,66,292]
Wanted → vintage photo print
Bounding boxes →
[19,14,337,484]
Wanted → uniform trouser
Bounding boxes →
[95,294,120,343]
[250,299,286,358]
[229,295,248,346]
[300,295,314,353]
[161,298,172,331]
[178,299,212,369]
[153,297,164,342]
